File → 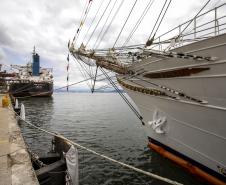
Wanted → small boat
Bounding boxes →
[30,136,78,185]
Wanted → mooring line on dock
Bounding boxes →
[0,147,27,158]
[9,107,183,185]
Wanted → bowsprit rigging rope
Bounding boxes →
[12,70,114,98]
[99,67,145,125]
[112,0,138,48]
[55,72,112,92]
[73,55,93,90]
[91,66,98,93]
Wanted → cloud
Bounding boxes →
[0,25,13,46]
[0,48,6,62]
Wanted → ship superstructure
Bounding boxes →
[9,48,53,97]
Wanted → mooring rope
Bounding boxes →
[9,107,183,185]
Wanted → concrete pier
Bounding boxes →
[0,94,39,185]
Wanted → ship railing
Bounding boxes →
[151,3,226,51]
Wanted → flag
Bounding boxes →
[68,40,70,48]
[67,54,69,61]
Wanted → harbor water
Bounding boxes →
[19,93,206,185]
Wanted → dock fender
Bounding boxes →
[66,145,79,185]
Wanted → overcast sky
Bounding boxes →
[0,0,224,90]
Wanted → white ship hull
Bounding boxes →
[117,33,226,184]
[122,87,226,181]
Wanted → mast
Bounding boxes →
[33,46,36,55]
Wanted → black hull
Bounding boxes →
[9,82,53,97]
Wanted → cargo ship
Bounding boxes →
[9,47,53,97]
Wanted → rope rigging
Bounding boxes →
[85,0,112,47]
[73,0,94,46]
[179,0,212,36]
[67,54,70,91]
[67,0,219,113]
[122,0,155,47]
[95,0,125,49]
[112,0,138,48]
[73,55,94,90]
[91,66,98,93]
[99,67,145,125]
[147,0,168,42]
[146,0,172,47]
[92,0,119,49]
[151,0,212,50]
[6,60,116,98]
[152,0,172,39]
[81,0,105,45]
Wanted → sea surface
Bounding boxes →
[19,93,206,185]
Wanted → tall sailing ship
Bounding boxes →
[69,1,226,185]
[9,48,53,97]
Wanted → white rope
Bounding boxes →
[10,107,183,185]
